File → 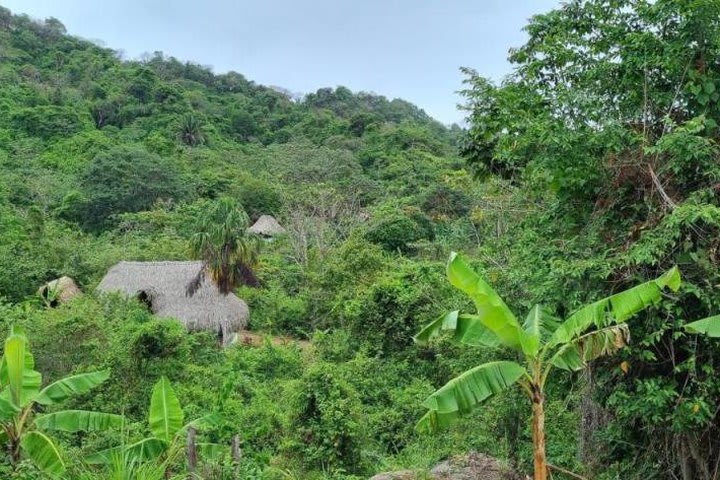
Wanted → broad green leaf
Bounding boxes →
[3,334,41,407]
[179,413,223,434]
[416,409,460,434]
[86,438,168,465]
[417,361,526,433]
[523,305,561,343]
[0,387,20,421]
[35,410,124,432]
[551,324,630,371]
[149,376,183,442]
[198,443,226,461]
[446,253,534,355]
[35,370,111,406]
[685,315,720,337]
[125,437,168,462]
[414,311,501,347]
[21,431,65,476]
[549,267,680,346]
[0,341,34,381]
[0,334,41,407]
[84,446,123,465]
[4,334,25,406]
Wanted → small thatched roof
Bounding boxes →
[38,276,82,305]
[97,261,249,345]
[248,215,286,237]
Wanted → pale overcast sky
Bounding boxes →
[1,0,560,124]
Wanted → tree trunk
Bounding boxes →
[532,393,548,480]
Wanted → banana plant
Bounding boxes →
[414,253,681,480]
[0,326,122,476]
[88,376,222,472]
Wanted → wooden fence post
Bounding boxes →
[231,435,241,478]
[187,426,197,477]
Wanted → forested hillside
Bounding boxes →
[0,1,719,479]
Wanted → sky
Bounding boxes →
[1,0,560,124]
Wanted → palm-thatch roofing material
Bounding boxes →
[248,215,286,237]
[97,261,249,346]
[38,276,82,305]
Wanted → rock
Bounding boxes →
[369,452,519,480]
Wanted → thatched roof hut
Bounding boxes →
[248,215,286,237]
[97,261,249,345]
[38,276,82,306]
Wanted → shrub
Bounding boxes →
[69,145,187,230]
[421,184,471,220]
[238,178,282,219]
[12,105,89,140]
[287,362,365,473]
[342,262,448,355]
[365,210,434,253]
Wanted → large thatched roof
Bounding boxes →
[97,261,249,345]
[248,215,286,236]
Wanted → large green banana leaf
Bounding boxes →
[198,442,227,461]
[414,310,501,347]
[178,413,223,435]
[35,410,124,432]
[86,437,168,465]
[2,333,41,407]
[149,376,184,442]
[523,304,561,344]
[0,388,19,421]
[21,431,65,476]
[550,324,630,371]
[549,267,680,347]
[416,408,461,434]
[126,437,169,462]
[35,370,111,406]
[685,315,720,337]
[418,360,526,433]
[446,253,535,355]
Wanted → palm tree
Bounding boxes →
[188,197,260,296]
[415,252,681,480]
[178,113,205,147]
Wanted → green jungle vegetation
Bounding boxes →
[1,1,720,479]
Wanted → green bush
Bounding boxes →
[287,362,365,473]
[341,262,448,355]
[68,145,188,230]
[365,210,434,253]
[238,178,283,219]
[421,184,471,220]
[11,105,90,140]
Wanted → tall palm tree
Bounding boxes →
[187,197,260,296]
